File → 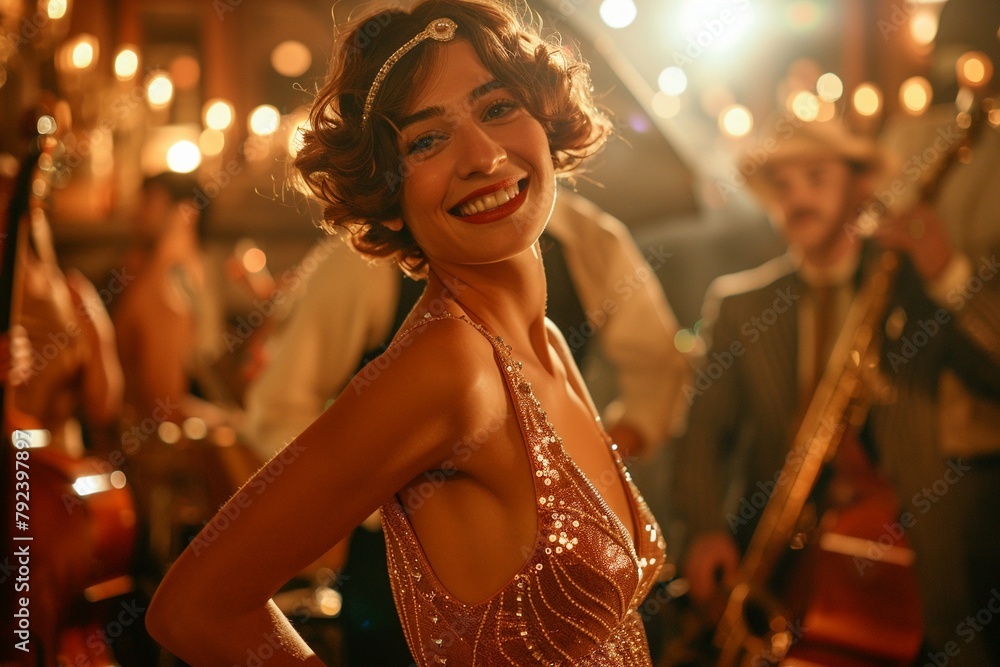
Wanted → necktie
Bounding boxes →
[809,284,836,401]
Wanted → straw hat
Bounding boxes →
[739,118,888,204]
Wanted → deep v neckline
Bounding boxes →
[445,310,643,560]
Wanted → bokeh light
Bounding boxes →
[787,1,822,32]
[170,55,201,90]
[790,91,820,121]
[956,51,993,88]
[719,104,753,138]
[204,99,235,131]
[36,115,57,135]
[600,0,637,29]
[115,47,139,80]
[651,92,681,119]
[182,417,209,441]
[146,72,174,108]
[658,67,688,96]
[199,129,226,156]
[910,9,938,46]
[166,140,202,173]
[249,104,281,136]
[47,0,67,19]
[852,83,881,117]
[816,72,844,102]
[900,76,932,116]
[271,41,313,77]
[69,35,99,70]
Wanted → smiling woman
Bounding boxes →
[145,1,666,666]
[294,0,611,277]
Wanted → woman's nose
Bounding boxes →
[455,123,506,177]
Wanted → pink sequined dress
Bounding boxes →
[381,314,667,666]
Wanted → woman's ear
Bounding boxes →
[384,218,404,232]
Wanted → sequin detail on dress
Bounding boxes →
[381,314,667,666]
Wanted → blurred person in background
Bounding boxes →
[672,117,1000,665]
[113,172,232,431]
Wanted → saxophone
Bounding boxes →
[712,93,995,667]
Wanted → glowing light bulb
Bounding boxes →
[115,47,139,80]
[249,105,281,136]
[47,0,67,20]
[910,10,938,46]
[70,40,96,69]
[146,72,174,108]
[204,99,235,131]
[900,76,932,116]
[166,140,201,173]
[657,67,688,96]
[853,83,881,117]
[599,0,637,29]
[719,104,753,138]
[816,72,843,102]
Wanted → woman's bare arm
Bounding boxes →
[145,318,493,665]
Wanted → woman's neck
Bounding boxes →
[425,244,555,372]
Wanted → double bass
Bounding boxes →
[1,114,137,667]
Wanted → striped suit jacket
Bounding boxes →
[672,243,1000,652]
[676,243,1000,537]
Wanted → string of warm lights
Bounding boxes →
[3,1,996,190]
[4,9,316,178]
[598,0,997,146]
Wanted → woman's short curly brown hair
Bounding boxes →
[294,0,612,275]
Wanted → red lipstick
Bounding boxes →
[452,178,529,225]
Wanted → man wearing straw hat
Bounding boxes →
[672,116,1000,664]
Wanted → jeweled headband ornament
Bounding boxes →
[361,18,459,127]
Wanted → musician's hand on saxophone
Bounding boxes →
[684,530,740,612]
[875,202,955,282]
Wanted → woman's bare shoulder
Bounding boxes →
[345,315,507,447]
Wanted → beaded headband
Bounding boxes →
[361,18,459,127]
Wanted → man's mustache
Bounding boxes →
[786,208,822,224]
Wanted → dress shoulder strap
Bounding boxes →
[389,310,502,352]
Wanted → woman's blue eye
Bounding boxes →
[407,133,442,156]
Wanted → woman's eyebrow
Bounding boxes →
[397,80,504,130]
